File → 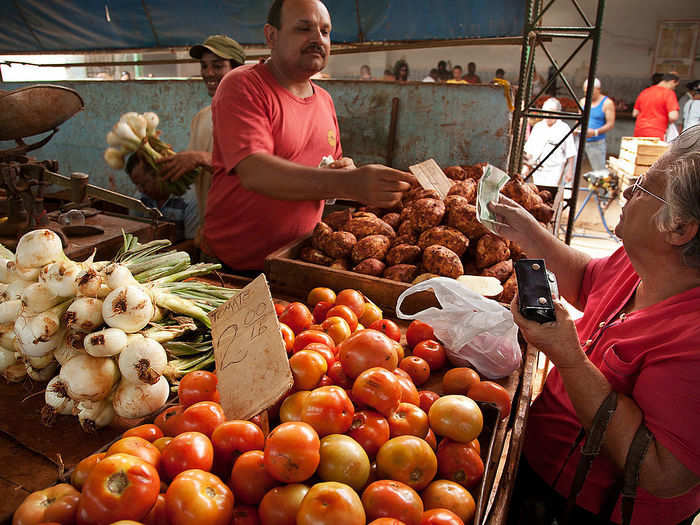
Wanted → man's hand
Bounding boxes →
[346,164,416,208]
[328,157,356,170]
[510,296,586,369]
[487,195,540,246]
[157,151,207,181]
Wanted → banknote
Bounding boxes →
[476,164,510,233]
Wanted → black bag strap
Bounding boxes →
[620,423,654,525]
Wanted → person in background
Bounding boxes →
[120,71,131,81]
[437,60,451,81]
[394,60,409,82]
[492,69,514,111]
[462,61,481,83]
[682,80,700,131]
[497,125,700,525]
[524,97,576,187]
[158,34,245,243]
[125,154,198,243]
[203,0,415,273]
[359,64,372,80]
[447,65,467,84]
[422,68,439,83]
[493,68,506,80]
[382,68,395,81]
[633,73,680,140]
[577,77,615,171]
[650,72,664,86]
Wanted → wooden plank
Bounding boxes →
[0,477,30,524]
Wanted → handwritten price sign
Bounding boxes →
[209,274,293,420]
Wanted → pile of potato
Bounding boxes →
[299,164,555,303]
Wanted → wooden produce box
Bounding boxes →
[616,136,669,177]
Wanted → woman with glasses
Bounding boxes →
[491,125,700,525]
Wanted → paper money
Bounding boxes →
[476,164,510,233]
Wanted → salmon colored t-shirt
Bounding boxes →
[524,247,700,524]
[633,85,679,139]
[204,63,342,270]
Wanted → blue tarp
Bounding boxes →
[0,1,525,53]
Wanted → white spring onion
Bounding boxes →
[54,332,87,365]
[40,261,80,298]
[106,131,122,148]
[42,376,77,426]
[118,335,167,385]
[75,268,103,297]
[25,351,55,369]
[104,263,138,290]
[22,283,63,313]
[26,359,58,382]
[0,322,15,349]
[113,375,169,419]
[77,399,115,433]
[59,354,120,401]
[6,279,32,301]
[0,283,7,299]
[12,263,40,282]
[102,285,154,333]
[143,112,159,135]
[121,113,148,140]
[28,299,72,340]
[3,362,26,382]
[84,327,127,357]
[15,229,64,269]
[0,259,11,283]
[14,316,63,357]
[0,346,17,373]
[63,297,104,332]
[0,300,22,323]
[104,148,126,170]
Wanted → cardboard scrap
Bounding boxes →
[409,159,453,200]
[209,274,293,420]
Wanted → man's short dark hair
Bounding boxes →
[651,72,664,84]
[496,68,505,77]
[438,60,447,69]
[430,68,438,75]
[453,65,463,71]
[663,73,679,82]
[267,0,284,29]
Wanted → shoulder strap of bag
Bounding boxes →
[620,423,653,525]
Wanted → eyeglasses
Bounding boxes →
[629,176,669,205]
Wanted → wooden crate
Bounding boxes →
[617,137,670,177]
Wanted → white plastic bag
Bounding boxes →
[396,277,521,379]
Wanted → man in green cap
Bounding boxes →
[158,34,245,241]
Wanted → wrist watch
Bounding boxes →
[594,129,599,136]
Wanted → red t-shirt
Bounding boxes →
[525,247,700,524]
[633,85,679,139]
[204,63,342,270]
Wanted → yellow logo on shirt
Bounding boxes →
[327,130,336,148]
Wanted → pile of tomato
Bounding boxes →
[12,288,512,525]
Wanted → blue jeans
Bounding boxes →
[585,139,607,171]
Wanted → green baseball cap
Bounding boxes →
[190,35,245,66]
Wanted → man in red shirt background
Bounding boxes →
[203,0,415,272]
[633,73,680,140]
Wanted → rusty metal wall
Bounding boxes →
[0,79,510,197]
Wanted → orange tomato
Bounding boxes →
[279,302,313,334]
[165,469,233,525]
[106,436,161,468]
[376,436,437,491]
[293,330,336,353]
[279,391,311,422]
[327,361,353,389]
[302,342,336,367]
[297,482,365,525]
[359,302,383,327]
[411,340,447,371]
[289,349,327,390]
[467,380,512,419]
[152,437,172,453]
[70,452,105,491]
[335,289,366,317]
[352,367,402,417]
[387,403,429,438]
[399,356,431,386]
[420,508,464,525]
[326,305,359,332]
[229,450,280,505]
[160,432,214,481]
[178,401,226,438]
[317,434,371,491]
[361,480,423,525]
[142,493,168,525]
[339,329,398,378]
[124,424,164,443]
[405,321,435,349]
[258,484,309,525]
[392,341,405,361]
[395,375,420,406]
[307,287,336,307]
[280,323,295,355]
[300,385,355,436]
[153,405,185,437]
[263,422,320,483]
[231,504,260,525]
[424,428,437,451]
[436,439,484,489]
[418,391,440,414]
[393,367,412,381]
[442,368,480,395]
[178,371,219,407]
[368,319,401,342]
[347,410,391,458]
[13,484,80,525]
[421,480,475,524]
[369,520,407,525]
[211,420,265,468]
[428,396,483,443]
[312,301,334,324]
[321,316,352,344]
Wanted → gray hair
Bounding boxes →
[582,78,601,90]
[655,125,700,268]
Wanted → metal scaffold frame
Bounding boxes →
[508,0,606,244]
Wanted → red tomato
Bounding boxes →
[165,469,233,525]
[418,391,440,414]
[421,480,475,524]
[326,304,359,332]
[395,375,420,406]
[425,428,437,450]
[279,391,311,422]
[361,480,424,525]
[229,450,280,505]
[178,371,219,407]
[428,395,483,443]
[211,420,265,468]
[274,302,286,316]
[436,439,485,489]
[442,368,480,396]
[352,367,402,417]
[179,401,226,437]
[279,302,313,334]
[280,323,295,355]
[106,436,161,468]
[467,380,512,419]
[412,340,447,371]
[297,482,366,525]
[263,422,320,483]
[300,385,355,436]
[376,436,437,491]
[289,349,328,390]
[420,508,464,525]
[231,504,260,525]
[258,484,309,525]
[327,361,353,389]
[154,405,185,437]
[347,410,391,458]
[293,330,336,353]
[76,453,160,525]
[307,287,336,307]
[142,493,168,525]
[335,289,366,317]
[321,316,352,344]
[152,437,172,453]
[70,452,105,491]
[339,329,399,378]
[160,432,214,481]
[405,321,435,349]
[123,424,164,443]
[312,301,334,324]
[387,403,429,438]
[13,483,80,525]
[399,356,431,386]
[300,342,336,367]
[369,319,401,342]
[318,374,334,386]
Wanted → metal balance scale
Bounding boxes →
[0,84,161,243]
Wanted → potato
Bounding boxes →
[480,259,513,282]
[353,258,386,276]
[323,231,357,259]
[496,272,518,303]
[509,240,527,260]
[409,198,445,232]
[311,222,333,250]
[382,212,401,230]
[397,220,414,236]
[531,203,555,224]
[391,232,418,248]
[386,243,422,266]
[323,209,352,231]
[353,211,378,219]
[300,246,333,266]
[502,178,543,211]
[383,264,418,283]
[418,226,469,257]
[474,233,510,269]
[463,162,486,181]
[330,258,351,271]
[342,216,396,239]
[538,189,554,204]
[352,234,391,264]
[403,187,440,203]
[356,206,383,216]
[447,179,477,204]
[446,199,489,240]
[422,245,464,279]
[444,165,466,180]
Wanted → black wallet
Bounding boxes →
[514,259,556,323]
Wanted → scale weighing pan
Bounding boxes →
[0,85,84,141]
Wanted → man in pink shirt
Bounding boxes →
[633,73,680,139]
[203,0,414,272]
[490,125,700,524]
